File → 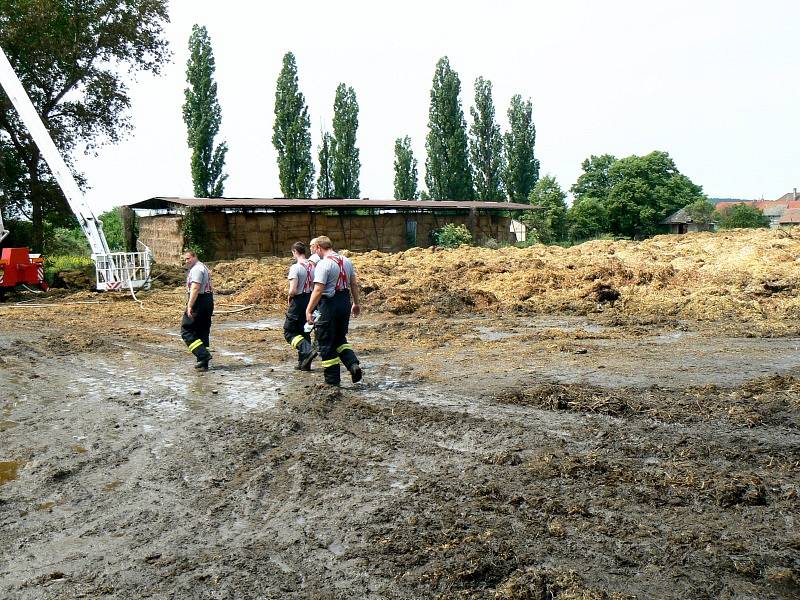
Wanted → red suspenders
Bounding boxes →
[331,256,349,291]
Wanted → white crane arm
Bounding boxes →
[0,46,110,255]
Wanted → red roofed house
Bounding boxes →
[714,190,800,228]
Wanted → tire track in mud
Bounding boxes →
[1,322,799,599]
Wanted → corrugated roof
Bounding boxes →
[129,196,536,211]
[660,208,691,224]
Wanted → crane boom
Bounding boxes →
[0,46,110,255]
[0,45,152,292]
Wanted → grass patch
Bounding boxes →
[45,255,94,283]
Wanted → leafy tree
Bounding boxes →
[567,197,609,241]
[606,151,705,237]
[0,0,170,252]
[42,217,91,256]
[715,203,770,229]
[393,136,418,199]
[98,207,124,250]
[316,131,334,198]
[273,52,314,198]
[425,57,474,200]
[182,206,214,260]
[331,83,360,198]
[469,77,505,201]
[570,154,617,205]
[524,175,567,243]
[504,94,539,202]
[433,223,472,247]
[683,199,715,225]
[183,24,227,198]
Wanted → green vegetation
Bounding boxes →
[568,151,706,238]
[504,95,539,202]
[393,136,418,200]
[181,207,214,260]
[567,198,610,242]
[715,204,770,229]
[331,83,360,199]
[683,199,716,226]
[273,52,314,198]
[469,77,505,201]
[0,0,169,251]
[425,57,474,200]
[44,255,93,282]
[524,175,567,243]
[183,24,228,198]
[433,223,473,248]
[317,132,334,198]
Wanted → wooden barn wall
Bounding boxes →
[139,212,514,263]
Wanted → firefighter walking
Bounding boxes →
[284,241,317,370]
[306,236,363,386]
[181,250,213,371]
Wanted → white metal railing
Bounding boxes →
[93,244,153,292]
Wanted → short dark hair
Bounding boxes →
[291,241,308,257]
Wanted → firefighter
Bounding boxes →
[305,236,363,386]
[284,241,317,370]
[181,250,213,371]
[308,237,321,266]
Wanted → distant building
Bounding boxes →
[704,189,800,229]
[129,197,533,263]
[779,208,800,226]
[659,207,714,234]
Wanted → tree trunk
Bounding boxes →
[120,205,136,252]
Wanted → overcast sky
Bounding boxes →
[72,0,800,213]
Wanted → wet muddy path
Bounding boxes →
[0,313,798,599]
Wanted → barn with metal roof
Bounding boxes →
[129,197,533,262]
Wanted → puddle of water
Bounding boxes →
[520,316,606,333]
[77,357,281,418]
[35,502,55,511]
[214,349,254,364]
[72,445,87,454]
[650,330,694,344]
[0,460,22,485]
[103,480,123,492]
[217,318,283,331]
[0,420,18,432]
[475,326,517,342]
[327,541,346,557]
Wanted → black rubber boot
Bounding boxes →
[298,339,317,371]
[323,364,341,386]
[189,341,211,370]
[347,362,363,383]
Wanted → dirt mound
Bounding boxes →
[217,229,800,334]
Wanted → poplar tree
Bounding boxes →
[331,83,360,198]
[504,94,539,202]
[425,57,474,200]
[272,52,314,198]
[316,132,334,198]
[183,25,227,198]
[469,77,505,201]
[393,136,418,200]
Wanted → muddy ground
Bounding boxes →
[0,298,798,599]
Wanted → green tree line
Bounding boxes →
[1,4,768,256]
